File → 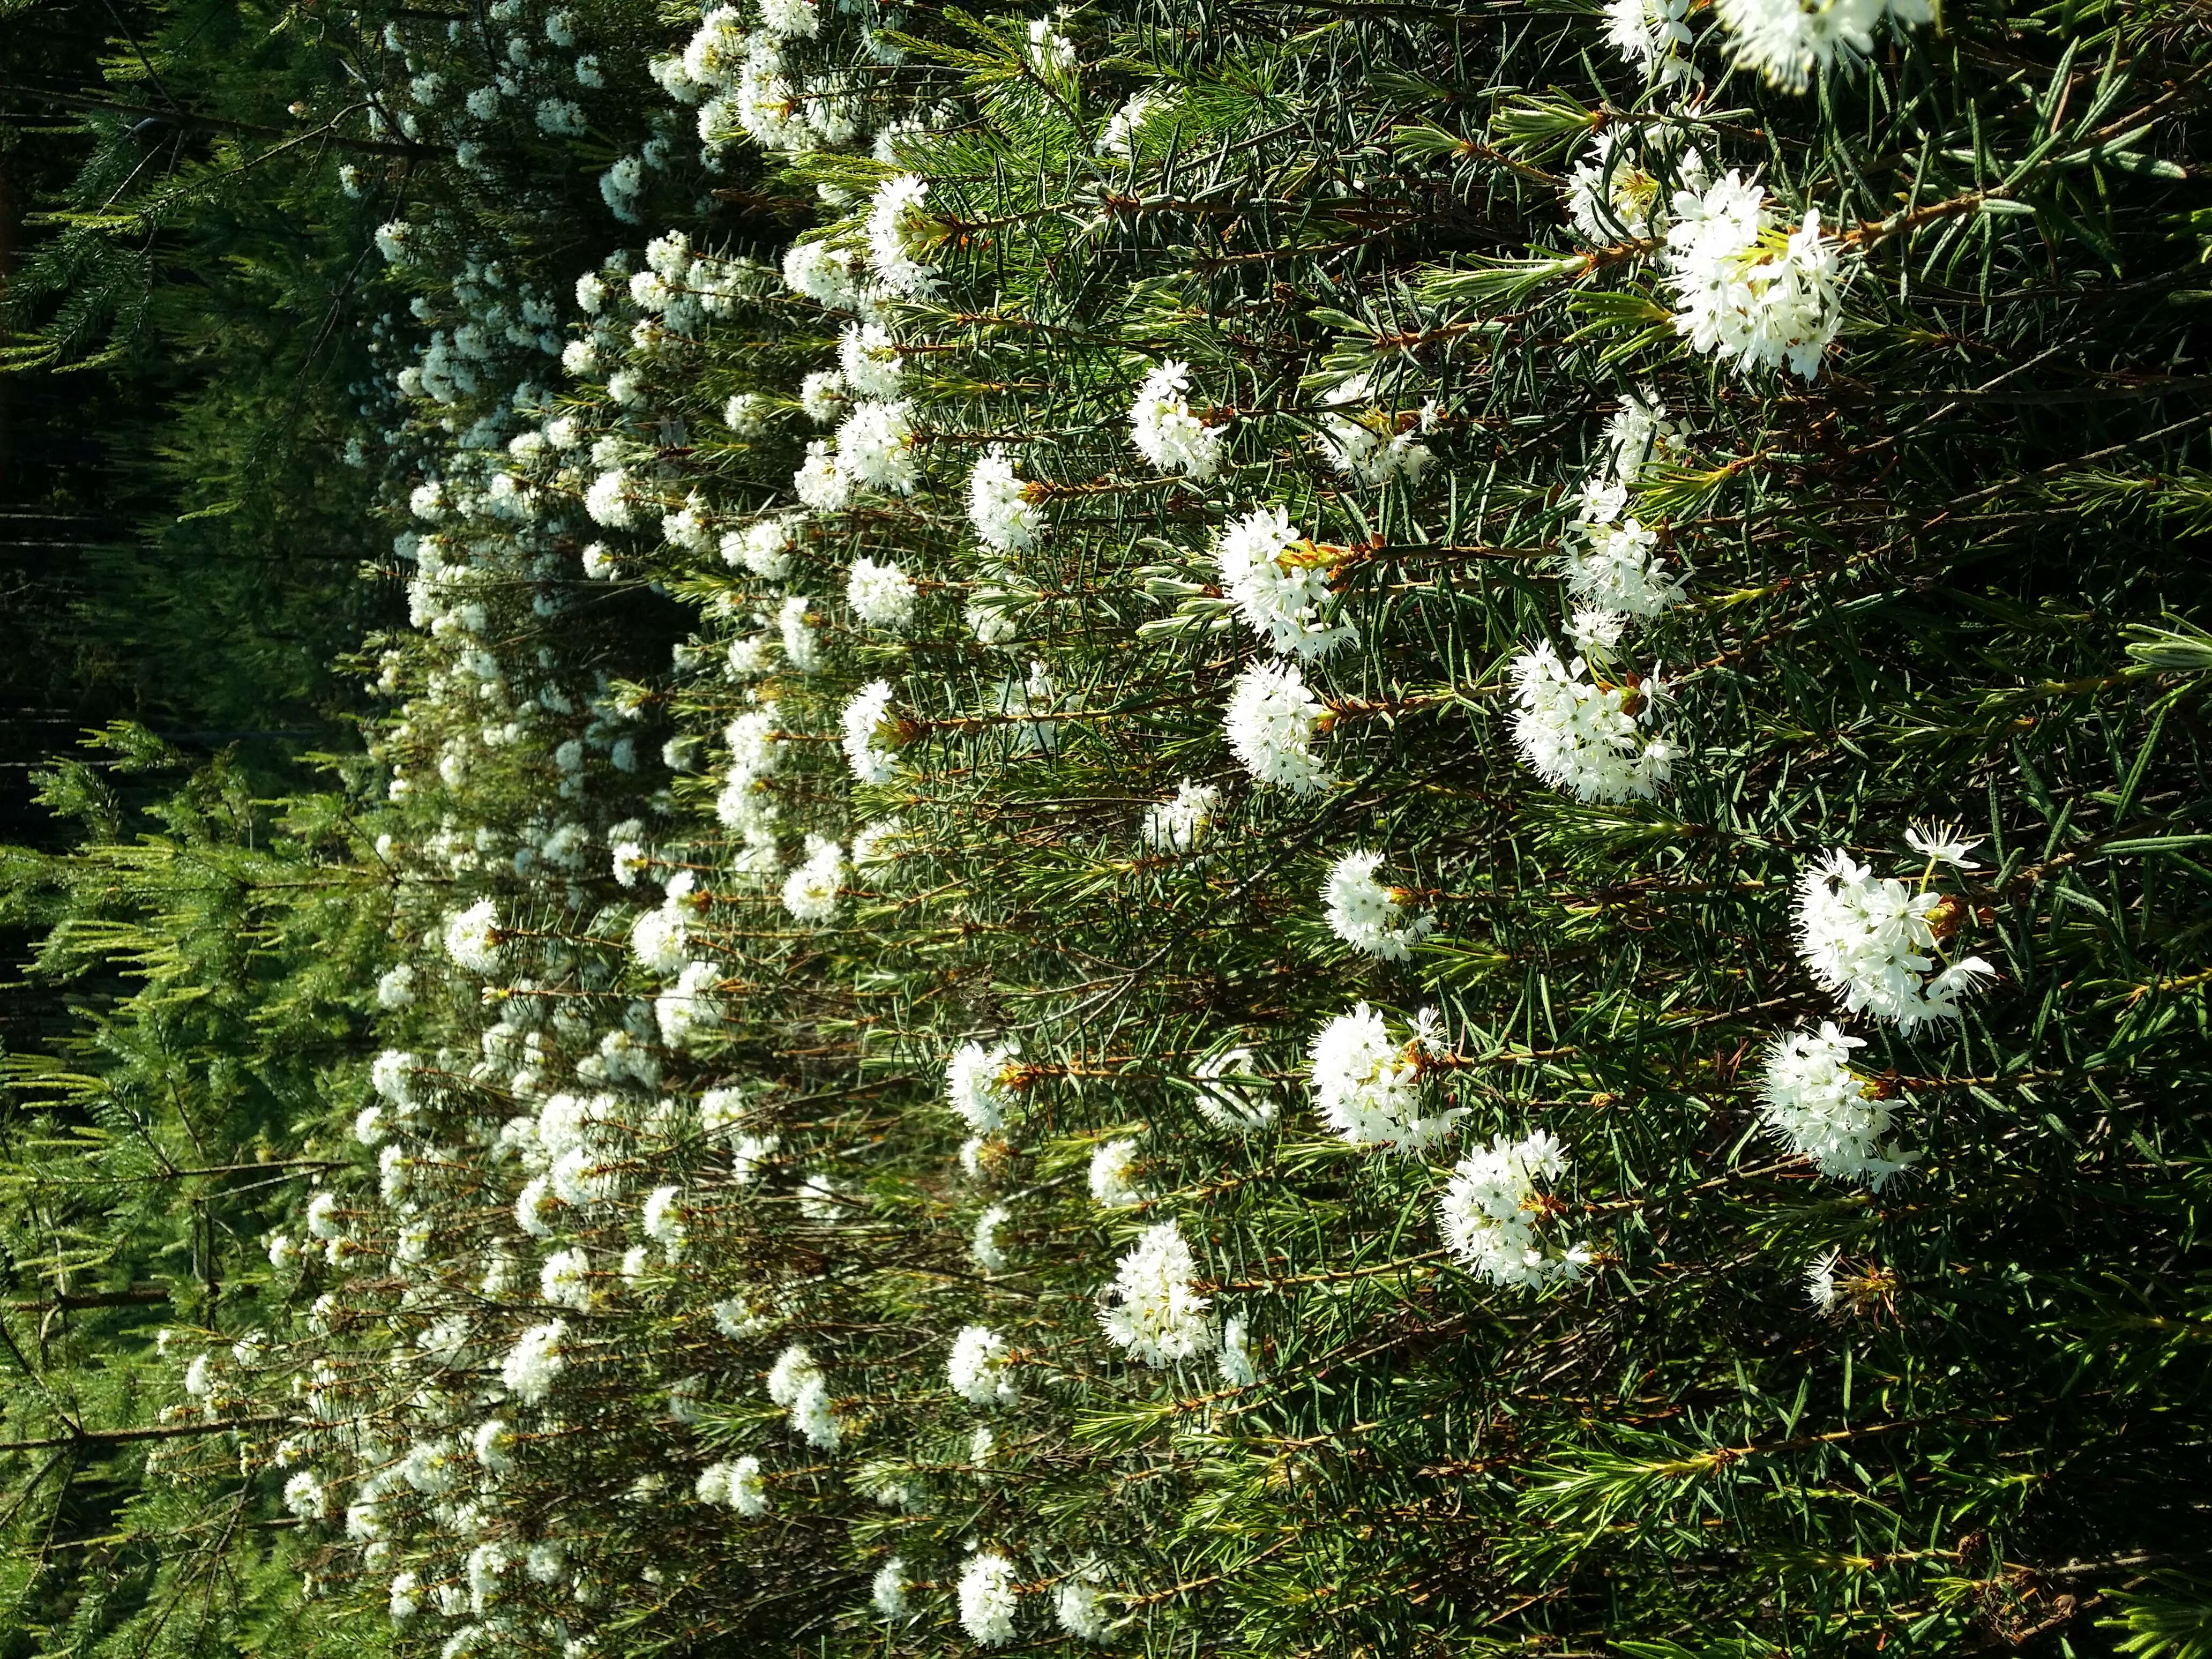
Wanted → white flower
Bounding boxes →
[840,679,901,783]
[872,1557,911,1619]
[1309,1004,1463,1153]
[1758,1023,1919,1187]
[1805,1248,1842,1312]
[1193,1047,1276,1134]
[947,1324,1020,1407]
[1140,780,1221,853]
[474,1418,517,1475]
[1793,849,1994,1029]
[282,1470,327,1521]
[838,320,903,398]
[1223,660,1334,794]
[1437,1130,1585,1289]
[502,1320,567,1404]
[376,962,416,1008]
[540,1246,593,1312]
[1097,89,1163,159]
[1905,820,1983,870]
[642,1184,686,1259]
[1128,360,1226,480]
[1097,1220,1214,1366]
[846,556,918,628]
[1218,1312,1260,1386]
[1566,130,1707,241]
[1603,0,1697,84]
[1026,15,1075,72]
[959,1550,1020,1647]
[1604,390,1685,484]
[1663,173,1843,382]
[731,1131,781,1186]
[1559,479,1683,618]
[585,468,636,526]
[767,1343,819,1407]
[1316,375,1432,488]
[728,634,775,678]
[1213,504,1354,660]
[779,594,822,672]
[1322,851,1434,961]
[783,237,863,308]
[724,391,767,433]
[444,899,504,975]
[656,960,724,1049]
[972,1203,1011,1271]
[390,1570,421,1620]
[795,439,852,512]
[834,399,919,494]
[1087,1138,1143,1209]
[968,447,1043,552]
[1055,1573,1112,1643]
[730,704,786,779]
[1715,0,1921,90]
[946,1040,1019,1132]
[759,0,818,38]
[791,1373,842,1448]
[631,902,690,976]
[536,96,586,136]
[801,368,848,423]
[725,516,797,578]
[727,1454,771,1515]
[865,174,938,297]
[1508,640,1675,803]
[370,1048,415,1106]
[797,1173,846,1222]
[781,834,846,924]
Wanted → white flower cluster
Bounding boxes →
[1509,641,1674,803]
[1758,1022,1919,1186]
[696,1454,770,1516]
[946,1040,1019,1132]
[1714,0,1930,90]
[959,1550,1020,1647]
[1602,0,1697,84]
[1314,373,1432,488]
[780,833,846,924]
[1560,479,1683,620]
[1565,129,1707,241]
[1309,1004,1464,1153]
[968,448,1043,552]
[1436,1130,1590,1289]
[1213,504,1352,661]
[1663,171,1843,382]
[1321,851,1434,961]
[766,1343,841,1448]
[846,555,917,629]
[1127,360,1226,480]
[1140,780,1219,854]
[840,679,900,783]
[1223,660,1334,794]
[1096,1221,1214,1366]
[1793,848,1994,1029]
[443,898,505,975]
[946,1324,1019,1406]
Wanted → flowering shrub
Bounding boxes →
[7,1,2212,1656]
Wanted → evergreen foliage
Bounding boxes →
[3,0,2211,1655]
